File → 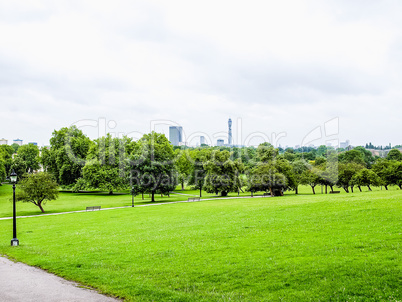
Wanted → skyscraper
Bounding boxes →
[169,126,183,146]
[200,136,205,145]
[228,118,232,145]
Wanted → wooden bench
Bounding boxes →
[187,197,201,202]
[86,206,101,211]
[329,191,340,194]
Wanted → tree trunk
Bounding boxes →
[350,186,354,193]
[311,186,315,194]
[109,191,113,195]
[181,181,184,190]
[280,189,284,196]
[358,186,362,192]
[343,186,349,193]
[269,187,274,197]
[142,193,144,200]
[38,203,45,213]
[385,185,388,190]
[325,185,328,194]
[399,184,402,190]
[221,191,228,197]
[151,191,155,202]
[329,185,334,192]
[295,186,298,194]
[367,185,372,191]
[200,187,202,197]
[251,191,253,197]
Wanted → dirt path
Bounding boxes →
[0,257,120,302]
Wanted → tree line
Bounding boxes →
[1,126,402,202]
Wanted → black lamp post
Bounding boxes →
[131,187,135,207]
[10,169,19,246]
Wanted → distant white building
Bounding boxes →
[200,136,205,145]
[340,140,350,149]
[217,139,224,147]
[13,139,23,146]
[0,138,7,145]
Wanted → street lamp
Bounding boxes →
[10,169,19,246]
[131,187,135,207]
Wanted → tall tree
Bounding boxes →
[386,149,402,161]
[175,149,193,190]
[188,149,211,197]
[83,134,134,194]
[131,132,177,202]
[44,126,93,186]
[16,144,40,173]
[204,150,243,197]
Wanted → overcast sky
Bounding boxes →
[1,0,401,148]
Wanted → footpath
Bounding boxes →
[0,257,119,301]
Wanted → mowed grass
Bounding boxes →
[0,189,401,301]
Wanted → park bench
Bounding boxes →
[86,206,101,211]
[262,192,271,197]
[187,197,201,202]
[329,191,340,194]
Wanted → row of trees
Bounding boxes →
[1,126,402,201]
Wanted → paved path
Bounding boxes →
[0,195,270,221]
[0,257,120,302]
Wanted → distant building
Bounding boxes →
[169,126,183,146]
[13,139,23,146]
[340,140,350,149]
[217,139,224,146]
[200,136,205,145]
[29,142,38,146]
[0,138,7,145]
[228,118,232,145]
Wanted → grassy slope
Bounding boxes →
[0,189,401,301]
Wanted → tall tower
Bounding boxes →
[228,118,232,146]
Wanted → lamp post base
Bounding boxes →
[11,238,19,246]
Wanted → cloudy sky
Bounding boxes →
[1,0,401,148]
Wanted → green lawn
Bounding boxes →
[0,188,401,301]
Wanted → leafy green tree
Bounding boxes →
[247,162,287,196]
[16,144,40,173]
[9,156,27,179]
[386,149,402,161]
[353,146,375,167]
[338,149,365,166]
[0,159,6,183]
[204,150,243,197]
[372,159,392,190]
[292,159,309,194]
[44,126,93,186]
[188,149,211,197]
[247,144,293,196]
[11,143,20,153]
[15,172,59,213]
[351,169,381,192]
[131,132,177,202]
[83,134,134,194]
[300,168,321,194]
[175,149,193,190]
[383,161,402,189]
[337,162,364,193]
[0,145,14,174]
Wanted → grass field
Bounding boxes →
[0,186,401,301]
